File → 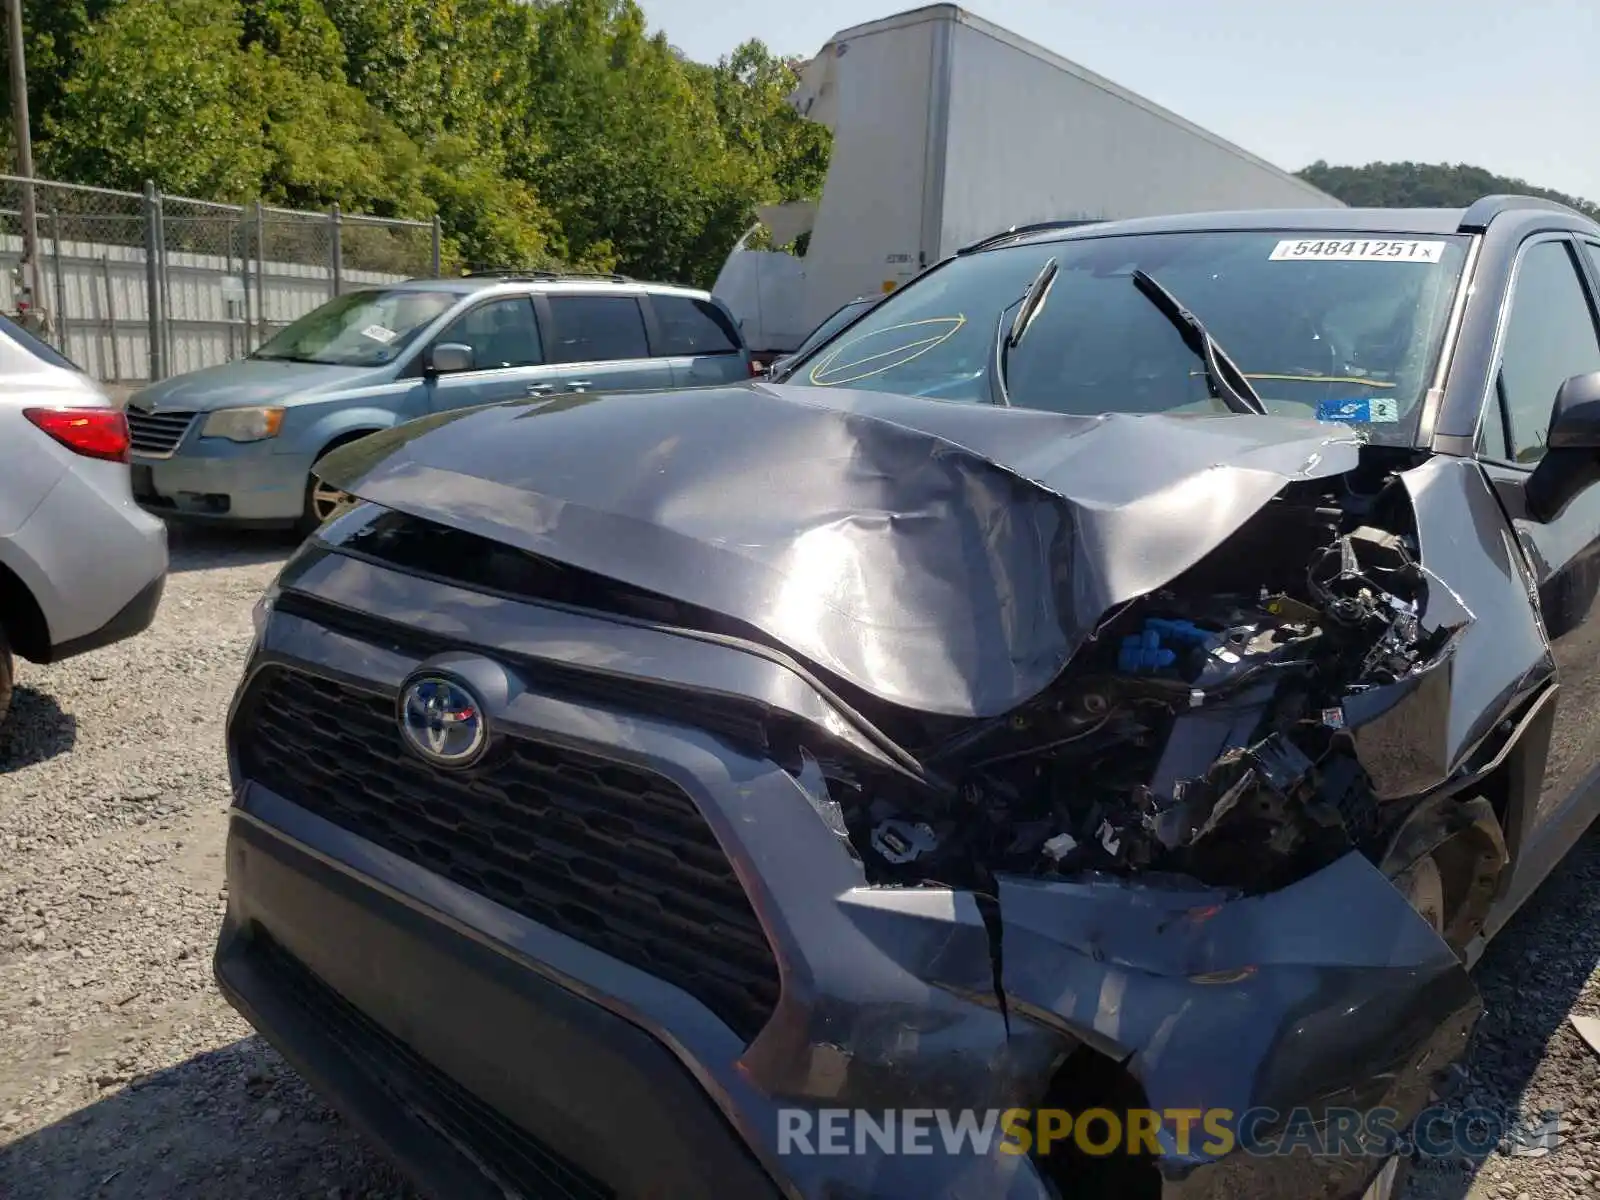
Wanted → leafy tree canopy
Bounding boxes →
[5,0,831,284]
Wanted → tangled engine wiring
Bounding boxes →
[841,467,1459,898]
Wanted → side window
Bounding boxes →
[437,297,542,369]
[1498,240,1600,464]
[1477,402,1511,461]
[651,294,740,356]
[546,295,651,363]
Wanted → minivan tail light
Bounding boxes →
[23,407,131,463]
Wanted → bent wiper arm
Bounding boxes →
[995,256,1059,405]
[1130,269,1266,415]
[1008,257,1058,350]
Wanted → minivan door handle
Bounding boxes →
[526,382,556,396]
[566,380,593,392]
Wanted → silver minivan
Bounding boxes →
[126,274,754,533]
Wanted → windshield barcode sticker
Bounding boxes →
[1270,238,1446,263]
[360,324,398,343]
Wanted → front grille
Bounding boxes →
[237,667,782,1042]
[251,933,614,1200]
[126,407,196,456]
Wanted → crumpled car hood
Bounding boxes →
[316,382,1364,717]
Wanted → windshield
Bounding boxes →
[253,288,457,366]
[789,299,876,364]
[785,230,1471,445]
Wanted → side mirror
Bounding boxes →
[767,354,793,380]
[1547,370,1600,449]
[428,342,474,374]
[1526,371,1600,521]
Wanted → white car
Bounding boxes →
[0,314,168,725]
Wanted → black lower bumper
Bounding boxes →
[214,813,782,1200]
[45,572,166,663]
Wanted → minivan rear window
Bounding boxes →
[0,312,81,373]
[546,295,651,363]
[652,294,740,355]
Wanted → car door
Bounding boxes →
[1476,234,1600,864]
[646,292,751,386]
[533,292,673,393]
[423,294,563,413]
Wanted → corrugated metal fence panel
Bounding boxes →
[0,175,438,385]
[0,232,413,383]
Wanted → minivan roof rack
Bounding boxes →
[957,219,1104,256]
[460,268,636,283]
[1458,194,1591,233]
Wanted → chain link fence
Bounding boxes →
[0,175,441,387]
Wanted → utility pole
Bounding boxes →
[5,0,41,332]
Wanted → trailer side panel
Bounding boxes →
[937,16,1338,257]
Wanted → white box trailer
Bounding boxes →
[714,4,1342,355]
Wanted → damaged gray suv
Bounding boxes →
[216,197,1600,1200]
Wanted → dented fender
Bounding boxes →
[1344,457,1554,797]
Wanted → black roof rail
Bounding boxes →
[460,268,636,283]
[957,218,1104,256]
[1458,194,1591,233]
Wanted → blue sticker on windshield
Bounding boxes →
[1317,397,1400,424]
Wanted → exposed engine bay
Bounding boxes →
[840,458,1463,899]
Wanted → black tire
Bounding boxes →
[0,623,14,729]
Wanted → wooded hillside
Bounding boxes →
[1298,160,1600,219]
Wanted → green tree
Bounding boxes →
[19,0,835,286]
[41,0,271,200]
[0,1,118,160]
[420,135,566,271]
[515,0,741,282]
[699,41,829,204]
[323,0,537,154]
[516,2,833,285]
[678,40,832,267]
[241,0,349,79]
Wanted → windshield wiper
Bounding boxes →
[1130,269,1265,415]
[994,256,1058,405]
[250,351,324,364]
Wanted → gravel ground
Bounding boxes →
[1,524,1599,1199]
[0,528,415,1200]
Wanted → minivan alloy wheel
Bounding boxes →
[310,477,352,524]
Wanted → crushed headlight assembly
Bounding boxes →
[201,406,285,442]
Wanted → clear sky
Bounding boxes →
[639,0,1600,202]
